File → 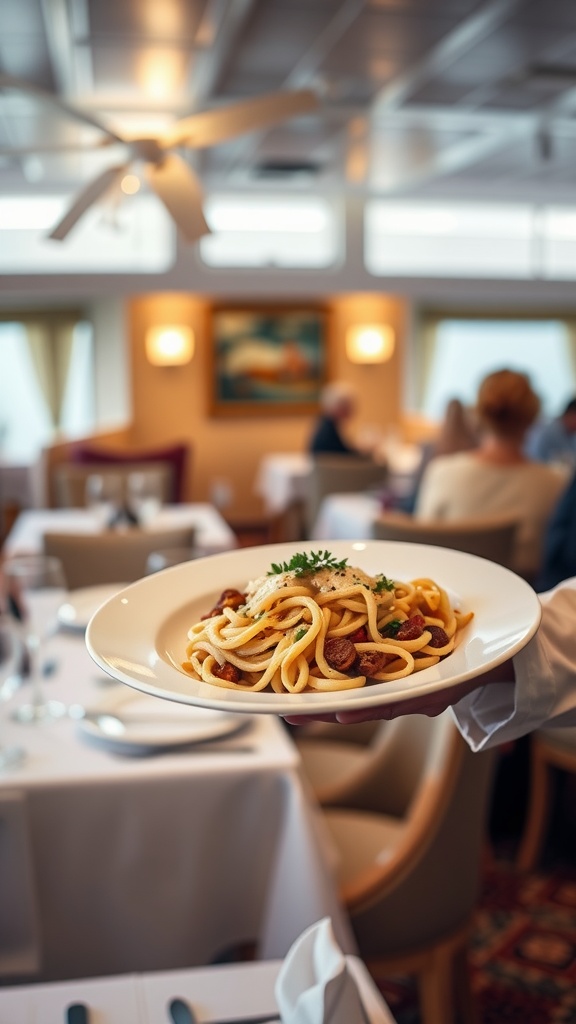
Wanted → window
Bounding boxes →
[0,195,175,274]
[199,194,342,268]
[365,199,576,280]
[0,317,95,462]
[413,317,576,422]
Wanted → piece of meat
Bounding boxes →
[324,636,357,671]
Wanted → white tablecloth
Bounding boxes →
[255,454,312,516]
[311,493,382,541]
[0,627,353,984]
[0,956,396,1023]
[2,503,238,559]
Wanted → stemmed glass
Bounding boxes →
[127,470,163,525]
[4,554,68,724]
[0,615,25,768]
[85,471,123,526]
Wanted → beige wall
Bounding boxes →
[127,291,408,522]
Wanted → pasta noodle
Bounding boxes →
[182,550,473,695]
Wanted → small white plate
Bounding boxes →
[77,688,246,755]
[58,584,129,631]
[86,540,542,716]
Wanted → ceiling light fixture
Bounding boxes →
[346,324,395,364]
[121,174,141,195]
[146,325,194,366]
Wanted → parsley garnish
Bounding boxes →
[373,575,395,593]
[380,619,403,638]
[268,550,349,577]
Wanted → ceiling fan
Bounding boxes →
[0,74,319,242]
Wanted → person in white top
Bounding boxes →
[414,369,568,581]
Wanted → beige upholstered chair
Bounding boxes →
[372,512,518,568]
[516,726,576,871]
[321,711,496,1024]
[305,455,387,537]
[43,526,196,589]
[297,715,435,817]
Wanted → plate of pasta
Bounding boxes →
[85,540,541,715]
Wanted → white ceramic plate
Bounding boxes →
[77,687,246,755]
[58,584,129,631]
[86,540,542,716]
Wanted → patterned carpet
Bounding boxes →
[376,858,576,1024]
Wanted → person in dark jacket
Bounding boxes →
[536,471,576,591]
[309,381,359,455]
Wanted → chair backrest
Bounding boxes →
[372,512,518,568]
[297,714,438,818]
[305,455,387,535]
[53,462,173,509]
[43,526,196,589]
[69,441,190,503]
[336,711,496,954]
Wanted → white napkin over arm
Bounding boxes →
[275,918,368,1024]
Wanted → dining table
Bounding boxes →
[0,594,355,985]
[1,502,239,560]
[254,454,312,543]
[0,953,396,1023]
[310,493,383,542]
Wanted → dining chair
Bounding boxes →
[320,710,496,1024]
[53,461,174,509]
[372,512,518,568]
[296,715,434,817]
[304,454,388,538]
[43,526,196,589]
[516,725,576,871]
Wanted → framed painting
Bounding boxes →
[209,305,327,416]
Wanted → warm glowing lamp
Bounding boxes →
[346,324,395,364]
[146,325,194,366]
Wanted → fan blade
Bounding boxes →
[0,73,125,143]
[48,163,129,241]
[162,88,319,150]
[145,154,210,242]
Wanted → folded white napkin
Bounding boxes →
[275,918,367,1024]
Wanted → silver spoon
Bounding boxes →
[66,1003,89,1024]
[168,998,196,1024]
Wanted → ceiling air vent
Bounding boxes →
[252,160,321,178]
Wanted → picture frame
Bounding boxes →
[209,305,327,416]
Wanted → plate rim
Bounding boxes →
[76,687,246,751]
[86,539,542,715]
[58,582,130,630]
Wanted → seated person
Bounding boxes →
[525,396,576,467]
[414,369,568,580]
[406,396,479,512]
[308,381,360,456]
[536,469,576,591]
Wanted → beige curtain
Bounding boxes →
[564,319,576,384]
[416,313,440,410]
[23,319,75,431]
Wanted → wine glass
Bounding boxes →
[85,471,123,526]
[146,544,198,574]
[127,470,163,525]
[0,615,25,769]
[4,554,68,724]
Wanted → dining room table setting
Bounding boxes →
[0,918,396,1023]
[0,554,356,987]
[2,501,239,561]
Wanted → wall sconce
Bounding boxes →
[346,324,395,364]
[146,325,194,366]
